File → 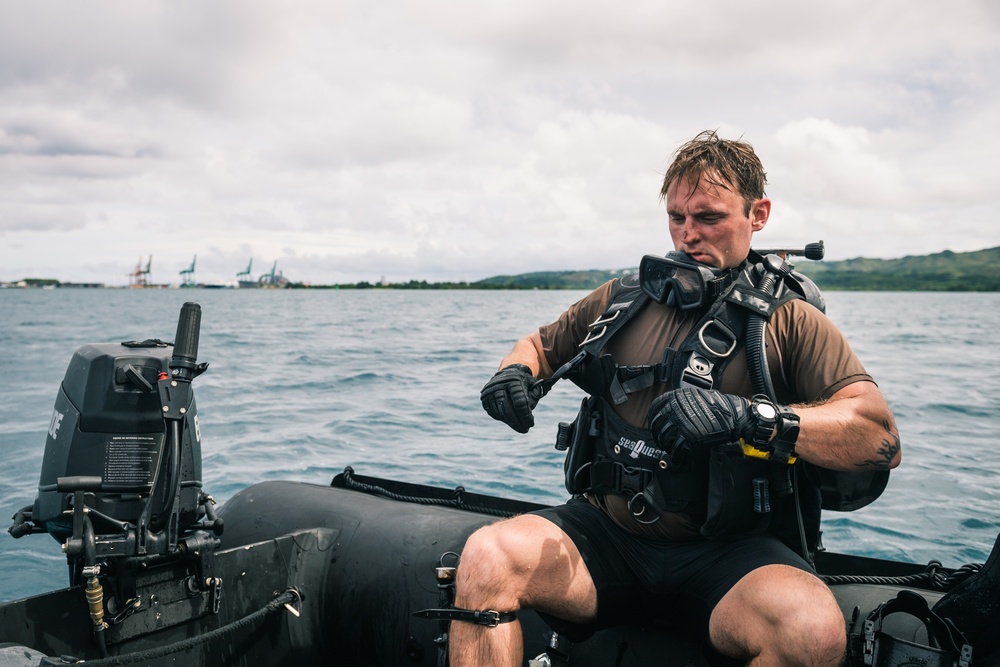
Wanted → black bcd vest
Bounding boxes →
[547,257,889,556]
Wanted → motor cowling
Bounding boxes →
[32,340,203,545]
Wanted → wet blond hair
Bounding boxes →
[660,130,767,215]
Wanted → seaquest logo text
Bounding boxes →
[616,436,664,460]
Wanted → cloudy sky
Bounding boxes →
[1,1,998,286]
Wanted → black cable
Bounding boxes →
[52,590,299,666]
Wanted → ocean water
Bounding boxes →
[1,288,998,602]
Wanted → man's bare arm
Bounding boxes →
[793,380,901,472]
[496,331,553,378]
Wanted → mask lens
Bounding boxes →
[670,269,705,307]
[639,255,675,303]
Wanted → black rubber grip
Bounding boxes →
[804,240,825,261]
[173,302,202,363]
[56,476,104,492]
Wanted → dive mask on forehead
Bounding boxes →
[639,251,726,310]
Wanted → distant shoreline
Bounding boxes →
[4,245,998,292]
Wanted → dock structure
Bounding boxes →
[237,259,255,288]
[128,256,152,288]
[237,259,289,288]
[180,256,197,287]
[259,260,288,288]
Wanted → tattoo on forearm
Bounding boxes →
[857,420,899,470]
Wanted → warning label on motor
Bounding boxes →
[103,435,160,486]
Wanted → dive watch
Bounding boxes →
[749,396,780,446]
[749,396,800,464]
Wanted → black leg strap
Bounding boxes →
[413,607,517,627]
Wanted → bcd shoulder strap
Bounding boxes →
[533,276,651,402]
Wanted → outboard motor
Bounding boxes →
[9,302,223,658]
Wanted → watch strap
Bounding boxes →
[769,405,800,465]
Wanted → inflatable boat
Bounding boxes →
[2,302,996,666]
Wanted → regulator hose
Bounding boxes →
[746,266,780,399]
[745,257,811,560]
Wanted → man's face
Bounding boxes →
[665,172,770,269]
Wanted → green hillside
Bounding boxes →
[472,268,635,290]
[795,246,1000,291]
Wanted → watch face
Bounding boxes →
[756,402,777,420]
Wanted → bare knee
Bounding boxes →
[455,521,531,610]
[455,514,597,622]
[779,600,846,666]
[712,566,846,666]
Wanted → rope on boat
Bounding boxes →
[341,467,517,518]
[65,589,300,666]
[822,561,982,591]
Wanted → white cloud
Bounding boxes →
[1,0,998,284]
[769,119,909,209]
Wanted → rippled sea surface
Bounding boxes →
[2,288,999,602]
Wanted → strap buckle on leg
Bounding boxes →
[413,607,517,627]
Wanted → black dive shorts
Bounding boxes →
[530,497,814,641]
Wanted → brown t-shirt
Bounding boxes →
[538,279,873,539]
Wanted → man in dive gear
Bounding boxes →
[453,130,901,666]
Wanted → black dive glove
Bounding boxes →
[480,364,543,434]
[648,387,800,464]
[648,387,756,451]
